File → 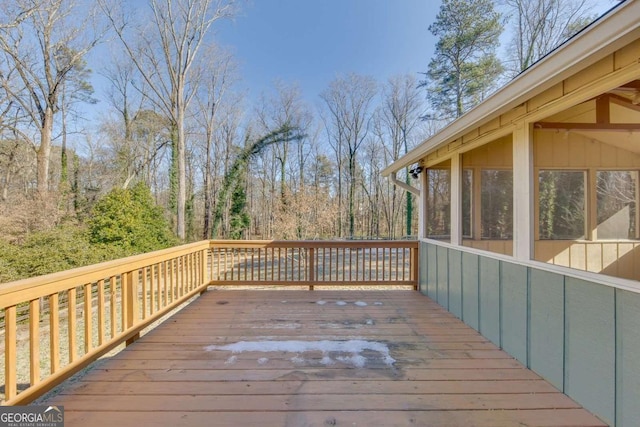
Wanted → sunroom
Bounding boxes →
[383,1,640,426]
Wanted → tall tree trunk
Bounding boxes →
[37,107,54,195]
[203,135,212,239]
[349,157,356,238]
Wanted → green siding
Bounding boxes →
[426,243,438,299]
[479,257,500,346]
[437,246,449,308]
[448,249,463,318]
[565,278,615,425]
[500,262,528,365]
[529,269,565,391]
[617,289,640,427]
[419,241,429,294]
[461,251,479,330]
[418,241,640,426]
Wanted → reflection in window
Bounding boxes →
[597,171,637,239]
[539,170,585,239]
[481,170,512,239]
[462,169,472,238]
[426,168,450,240]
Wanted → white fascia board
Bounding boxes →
[382,0,640,177]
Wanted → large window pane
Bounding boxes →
[481,170,512,240]
[427,168,450,239]
[462,169,472,238]
[597,170,637,239]
[538,170,585,240]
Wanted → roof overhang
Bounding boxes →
[382,0,640,177]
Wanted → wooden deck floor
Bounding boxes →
[43,290,605,426]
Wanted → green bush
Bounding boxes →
[0,184,178,283]
[88,182,177,253]
[0,225,120,282]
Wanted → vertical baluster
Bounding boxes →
[121,274,129,331]
[5,305,17,400]
[402,247,406,281]
[142,267,148,319]
[50,293,60,373]
[182,255,187,292]
[97,279,105,346]
[150,264,156,314]
[348,248,353,282]
[236,250,241,282]
[396,247,400,281]
[84,283,93,353]
[110,277,117,338]
[169,259,174,301]
[163,261,169,306]
[250,248,255,282]
[322,248,327,282]
[29,300,40,386]
[277,247,281,281]
[68,288,77,363]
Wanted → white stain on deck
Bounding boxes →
[204,339,396,368]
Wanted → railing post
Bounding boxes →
[125,269,140,345]
[309,247,315,291]
[200,249,208,293]
[411,246,419,291]
[5,305,17,401]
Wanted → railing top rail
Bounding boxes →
[208,240,419,249]
[0,240,210,305]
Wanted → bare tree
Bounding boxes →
[0,0,103,195]
[101,0,235,239]
[193,44,236,239]
[321,74,377,238]
[380,74,423,237]
[502,0,596,75]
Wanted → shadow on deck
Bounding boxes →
[41,290,605,427]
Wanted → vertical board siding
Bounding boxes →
[500,262,528,365]
[427,244,438,300]
[616,289,640,426]
[419,240,640,426]
[529,269,565,391]
[479,257,500,346]
[448,249,463,318]
[461,251,480,330]
[419,241,429,294]
[436,246,449,308]
[565,278,615,426]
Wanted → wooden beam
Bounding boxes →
[595,95,610,124]
[609,94,640,113]
[533,122,639,131]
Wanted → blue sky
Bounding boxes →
[215,0,438,102]
[213,0,619,105]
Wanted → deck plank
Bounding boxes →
[42,290,606,426]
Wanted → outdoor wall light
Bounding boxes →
[410,166,423,179]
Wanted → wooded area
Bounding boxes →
[0,0,605,281]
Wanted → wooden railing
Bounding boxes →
[0,239,418,405]
[0,241,210,405]
[209,240,419,289]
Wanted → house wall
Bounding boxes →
[420,239,640,427]
[533,131,640,279]
[419,37,640,276]
[421,37,640,170]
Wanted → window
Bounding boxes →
[538,170,585,240]
[462,169,472,238]
[481,170,512,239]
[426,168,450,240]
[597,170,638,239]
